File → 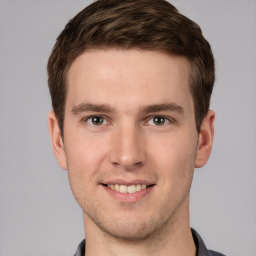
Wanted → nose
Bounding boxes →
[109,123,146,170]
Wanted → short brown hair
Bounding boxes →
[47,0,215,135]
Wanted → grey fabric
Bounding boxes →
[191,229,225,256]
[73,229,225,256]
[74,239,85,256]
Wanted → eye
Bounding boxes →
[147,116,170,126]
[86,116,106,126]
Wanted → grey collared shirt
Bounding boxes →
[73,228,225,256]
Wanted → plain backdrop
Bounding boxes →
[0,1,256,255]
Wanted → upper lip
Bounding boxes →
[101,179,155,186]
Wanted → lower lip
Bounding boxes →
[102,185,154,202]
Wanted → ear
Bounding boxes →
[195,110,215,168]
[48,111,68,170]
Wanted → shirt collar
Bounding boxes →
[73,228,222,256]
[192,228,211,256]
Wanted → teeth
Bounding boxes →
[120,185,128,193]
[127,185,136,193]
[136,184,141,192]
[107,184,148,194]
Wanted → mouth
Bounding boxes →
[105,184,154,194]
[101,183,154,194]
[101,182,155,202]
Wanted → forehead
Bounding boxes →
[66,49,193,113]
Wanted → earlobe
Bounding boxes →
[195,110,215,168]
[48,111,68,170]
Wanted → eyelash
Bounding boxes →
[81,115,107,126]
[146,116,171,126]
[80,115,175,127]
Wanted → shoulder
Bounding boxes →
[208,250,225,256]
[73,239,85,256]
[191,228,226,256]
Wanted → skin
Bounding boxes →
[49,49,215,256]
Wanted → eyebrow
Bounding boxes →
[71,103,115,115]
[141,103,184,114]
[71,102,184,115]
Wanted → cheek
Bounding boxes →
[148,131,197,184]
[65,127,109,167]
[64,134,110,210]
[64,131,110,191]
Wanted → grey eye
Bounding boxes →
[153,116,166,125]
[147,116,169,126]
[89,116,105,125]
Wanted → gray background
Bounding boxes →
[0,0,255,255]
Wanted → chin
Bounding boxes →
[101,222,161,241]
[86,209,171,242]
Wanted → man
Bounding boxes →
[47,0,224,255]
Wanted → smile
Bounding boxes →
[107,184,148,194]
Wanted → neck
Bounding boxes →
[83,197,196,256]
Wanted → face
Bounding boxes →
[49,49,214,241]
